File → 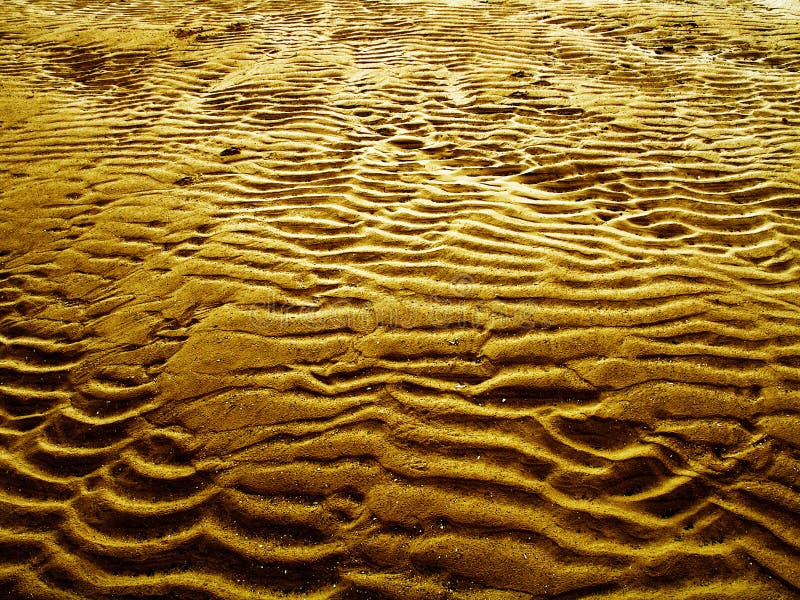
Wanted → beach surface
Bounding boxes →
[1,0,800,597]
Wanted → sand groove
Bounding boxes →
[2,0,800,597]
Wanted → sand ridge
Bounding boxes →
[1,0,800,597]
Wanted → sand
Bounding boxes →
[1,0,800,597]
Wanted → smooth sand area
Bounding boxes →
[1,0,800,597]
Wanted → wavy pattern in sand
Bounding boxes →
[2,0,800,597]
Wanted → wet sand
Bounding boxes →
[2,0,800,597]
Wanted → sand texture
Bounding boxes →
[2,0,800,597]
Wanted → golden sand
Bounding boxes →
[1,0,800,597]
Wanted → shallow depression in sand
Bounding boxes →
[1,0,800,597]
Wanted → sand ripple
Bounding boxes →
[2,0,800,597]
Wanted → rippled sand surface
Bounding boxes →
[2,0,800,597]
